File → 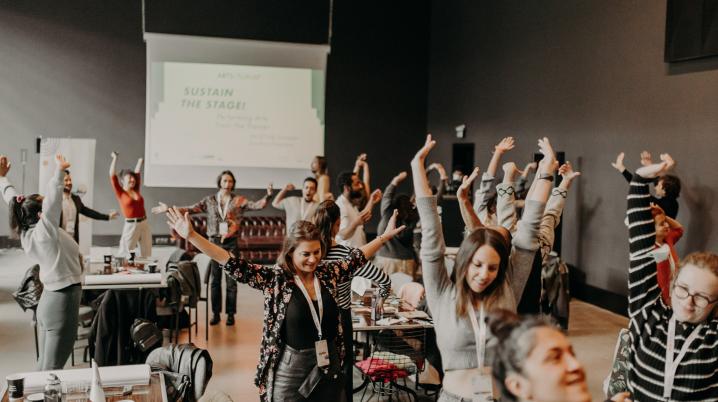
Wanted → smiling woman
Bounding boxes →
[624,155,718,401]
[166,205,405,402]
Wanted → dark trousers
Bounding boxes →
[340,308,354,401]
[210,237,237,315]
[272,343,344,402]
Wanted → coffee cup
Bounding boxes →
[6,374,24,399]
[147,263,157,273]
[103,255,112,264]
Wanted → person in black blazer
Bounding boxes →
[60,170,117,242]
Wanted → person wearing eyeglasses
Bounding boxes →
[622,154,718,401]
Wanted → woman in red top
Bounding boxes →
[109,152,151,257]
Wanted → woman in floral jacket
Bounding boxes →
[167,207,405,402]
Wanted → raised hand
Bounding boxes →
[502,162,523,182]
[166,207,194,239]
[640,151,652,167]
[559,162,581,181]
[369,189,382,205]
[412,134,436,164]
[391,171,408,186]
[266,183,274,196]
[636,153,673,179]
[457,167,480,200]
[381,209,407,240]
[0,155,11,177]
[55,154,71,171]
[111,151,118,160]
[523,161,537,173]
[494,136,515,154]
[611,152,625,172]
[284,183,296,192]
[660,153,675,170]
[354,153,367,170]
[356,208,372,225]
[537,137,557,174]
[151,201,169,215]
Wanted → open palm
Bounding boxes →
[166,207,194,239]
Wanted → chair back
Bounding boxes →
[398,282,425,309]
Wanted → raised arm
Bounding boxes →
[427,163,449,200]
[0,156,18,205]
[353,153,371,198]
[517,161,536,195]
[626,155,673,318]
[317,175,331,202]
[382,172,406,218]
[272,183,294,209]
[134,158,144,174]
[358,209,405,258]
[242,184,273,210]
[537,162,580,262]
[323,211,404,284]
[496,162,523,233]
[109,152,118,178]
[487,136,515,178]
[411,134,453,299]
[611,152,633,183]
[457,167,483,232]
[506,139,557,304]
[166,207,273,289]
[43,154,70,228]
[337,206,371,241]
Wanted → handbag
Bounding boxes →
[130,318,162,352]
[12,265,43,311]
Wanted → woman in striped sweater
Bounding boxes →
[313,199,392,401]
[625,154,718,401]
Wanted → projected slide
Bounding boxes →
[147,62,324,170]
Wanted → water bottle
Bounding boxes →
[43,374,62,402]
[371,292,382,322]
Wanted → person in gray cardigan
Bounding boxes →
[0,154,83,370]
[375,171,420,277]
[411,134,557,402]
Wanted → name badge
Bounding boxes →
[472,368,494,402]
[219,222,229,236]
[315,339,330,368]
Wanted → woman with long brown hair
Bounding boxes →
[167,207,404,402]
[411,134,556,401]
[313,199,392,400]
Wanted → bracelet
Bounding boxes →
[538,173,554,182]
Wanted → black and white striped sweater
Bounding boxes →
[626,175,718,402]
[324,244,391,310]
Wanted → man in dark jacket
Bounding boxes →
[60,170,117,242]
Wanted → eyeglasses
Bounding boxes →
[672,284,718,308]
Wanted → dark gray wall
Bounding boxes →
[428,0,718,297]
[0,0,430,238]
